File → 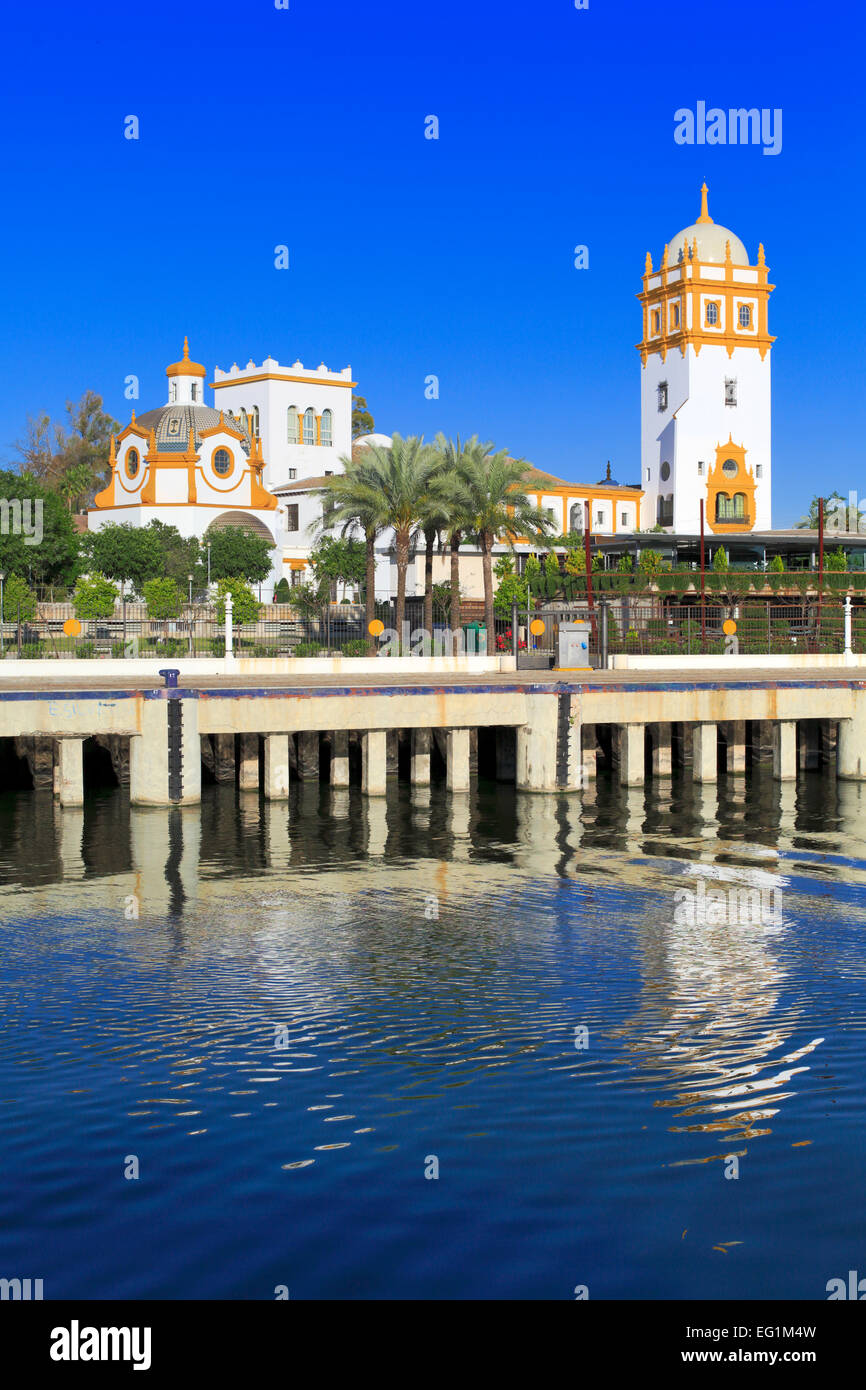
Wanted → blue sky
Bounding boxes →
[0,0,862,526]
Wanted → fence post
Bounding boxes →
[17,602,21,656]
[845,594,853,657]
[122,598,127,656]
[225,591,234,661]
[686,607,691,655]
[511,601,518,661]
[600,598,608,669]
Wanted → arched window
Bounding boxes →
[250,406,260,438]
[287,406,299,444]
[706,301,719,326]
[125,447,139,479]
[738,304,752,328]
[303,408,316,445]
[321,409,333,447]
[733,492,746,518]
[569,503,585,533]
[715,492,731,522]
[238,408,248,431]
[169,381,177,403]
[213,448,233,477]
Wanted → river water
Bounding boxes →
[1,768,864,1299]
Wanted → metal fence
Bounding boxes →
[2,597,861,661]
[2,601,492,659]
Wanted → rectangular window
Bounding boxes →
[697,461,704,476]
[725,378,737,407]
[621,512,628,527]
[657,382,668,412]
[285,504,299,531]
[646,468,650,481]
[290,569,301,587]
[288,468,297,480]
[652,310,660,334]
[595,510,604,526]
[671,303,680,329]
[756,464,763,479]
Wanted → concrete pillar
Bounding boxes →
[331,731,350,787]
[57,737,84,807]
[677,723,694,767]
[495,727,516,782]
[213,733,236,783]
[264,734,290,799]
[239,733,259,791]
[386,730,399,777]
[411,728,431,785]
[582,725,597,780]
[619,724,645,786]
[446,728,471,792]
[130,698,201,805]
[692,723,717,783]
[651,723,672,777]
[296,730,319,781]
[362,730,387,796]
[725,720,747,775]
[773,721,797,781]
[750,720,774,764]
[517,693,581,791]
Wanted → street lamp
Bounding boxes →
[207,543,212,588]
[188,573,194,605]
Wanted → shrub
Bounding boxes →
[20,642,42,659]
[73,573,118,620]
[142,577,183,619]
[341,639,368,657]
[75,641,96,659]
[1,574,38,623]
[210,637,226,657]
[215,578,260,626]
[293,640,323,657]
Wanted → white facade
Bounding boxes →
[638,185,774,536]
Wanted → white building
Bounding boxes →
[637,184,774,536]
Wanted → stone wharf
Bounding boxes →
[2,672,866,805]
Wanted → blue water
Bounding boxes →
[1,772,865,1299]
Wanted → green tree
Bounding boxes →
[0,470,80,589]
[309,535,367,597]
[1,573,37,623]
[455,442,554,635]
[73,572,118,619]
[321,435,436,645]
[205,525,273,584]
[14,391,119,503]
[638,549,664,575]
[215,577,260,625]
[492,555,528,615]
[313,458,390,651]
[795,492,846,529]
[351,394,375,439]
[273,577,291,603]
[86,523,164,593]
[142,577,183,619]
[712,546,729,571]
[768,553,785,572]
[143,520,202,589]
[428,435,479,647]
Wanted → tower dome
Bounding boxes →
[667,184,749,266]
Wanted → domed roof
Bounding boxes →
[596,462,620,487]
[135,403,251,454]
[667,184,749,266]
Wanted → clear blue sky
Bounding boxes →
[1,0,863,526]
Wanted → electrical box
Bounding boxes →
[557,620,592,670]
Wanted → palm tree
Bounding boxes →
[456,445,554,636]
[341,434,436,646]
[429,435,481,651]
[413,460,456,641]
[311,456,389,652]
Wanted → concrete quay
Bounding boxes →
[0,665,864,805]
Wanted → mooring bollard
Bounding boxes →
[158,668,180,689]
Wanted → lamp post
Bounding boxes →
[188,573,194,605]
[0,571,4,658]
[188,574,194,655]
[207,543,212,589]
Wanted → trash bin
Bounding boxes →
[461,622,487,655]
[557,620,592,669]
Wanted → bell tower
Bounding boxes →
[636,185,775,534]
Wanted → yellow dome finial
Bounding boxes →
[697,182,713,224]
[182,336,190,360]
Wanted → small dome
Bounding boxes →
[666,184,749,266]
[596,462,619,487]
[135,403,251,454]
